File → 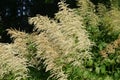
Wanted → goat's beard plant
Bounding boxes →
[0,1,93,80]
[1,0,120,80]
[28,1,93,80]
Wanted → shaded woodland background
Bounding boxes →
[0,0,115,42]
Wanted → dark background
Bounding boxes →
[0,0,111,43]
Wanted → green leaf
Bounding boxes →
[100,65,106,74]
[87,59,93,66]
[95,67,100,74]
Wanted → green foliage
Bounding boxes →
[63,54,120,80]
